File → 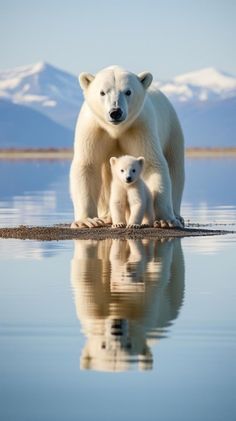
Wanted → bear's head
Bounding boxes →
[79,66,153,131]
[110,155,144,185]
[80,318,153,372]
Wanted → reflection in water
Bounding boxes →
[71,239,185,372]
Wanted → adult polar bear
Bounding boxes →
[70,66,185,228]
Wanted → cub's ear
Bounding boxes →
[138,71,153,89]
[110,157,117,166]
[79,72,95,90]
[137,156,145,168]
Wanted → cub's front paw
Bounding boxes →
[112,223,126,228]
[154,218,183,229]
[71,217,106,228]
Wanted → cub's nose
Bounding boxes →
[109,107,123,121]
[126,176,132,183]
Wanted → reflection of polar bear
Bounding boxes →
[71,239,185,372]
[109,240,147,288]
[70,65,185,229]
[109,155,154,228]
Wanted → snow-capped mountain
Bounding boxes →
[0,62,235,148]
[155,67,236,103]
[155,67,236,147]
[0,61,83,130]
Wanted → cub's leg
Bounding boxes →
[110,183,127,228]
[126,186,145,229]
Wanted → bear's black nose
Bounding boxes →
[109,108,123,121]
[126,176,132,183]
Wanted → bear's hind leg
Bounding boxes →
[165,128,185,227]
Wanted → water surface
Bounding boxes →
[0,158,235,421]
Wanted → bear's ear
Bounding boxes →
[137,156,145,168]
[110,157,117,167]
[79,72,95,90]
[138,72,153,90]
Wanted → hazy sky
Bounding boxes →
[1,0,235,79]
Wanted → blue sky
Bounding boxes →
[1,0,235,79]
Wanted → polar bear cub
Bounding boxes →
[109,155,154,228]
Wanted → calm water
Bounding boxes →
[0,158,236,421]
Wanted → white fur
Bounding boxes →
[109,155,154,227]
[70,65,185,228]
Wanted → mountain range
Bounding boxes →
[0,99,72,148]
[0,62,235,148]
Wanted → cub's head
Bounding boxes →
[79,66,152,129]
[110,155,145,185]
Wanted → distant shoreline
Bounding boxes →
[0,147,235,159]
[185,147,236,157]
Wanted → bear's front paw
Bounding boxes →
[127,224,142,229]
[112,223,126,228]
[154,218,183,229]
[71,217,106,229]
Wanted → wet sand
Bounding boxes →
[0,224,232,241]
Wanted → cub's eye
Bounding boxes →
[100,91,105,96]
[132,169,136,173]
[125,90,131,96]
[121,169,124,173]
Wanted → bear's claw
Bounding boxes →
[71,217,107,228]
[176,216,185,227]
[127,224,142,229]
[112,223,126,228]
[154,218,183,229]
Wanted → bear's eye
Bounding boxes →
[125,90,131,96]
[132,169,136,173]
[100,90,105,96]
[121,169,124,173]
